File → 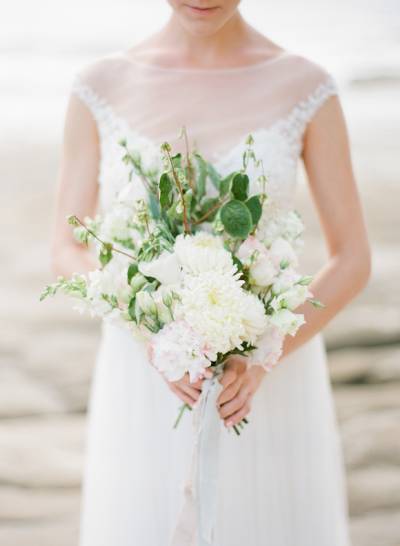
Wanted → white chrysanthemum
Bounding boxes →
[151,320,211,382]
[177,271,267,357]
[174,233,234,276]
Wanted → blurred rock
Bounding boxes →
[0,365,66,418]
[340,410,400,469]
[0,417,84,489]
[350,510,400,546]
[348,466,400,516]
[329,347,400,385]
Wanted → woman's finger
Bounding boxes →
[219,368,238,389]
[178,382,202,402]
[170,384,197,407]
[219,387,250,420]
[217,376,243,406]
[225,400,251,427]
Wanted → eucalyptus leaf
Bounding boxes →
[231,173,249,201]
[245,195,262,226]
[220,199,252,239]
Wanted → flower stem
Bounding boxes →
[165,148,191,234]
[173,402,191,429]
[192,196,229,225]
[71,216,136,260]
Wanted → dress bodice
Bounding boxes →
[71,50,338,211]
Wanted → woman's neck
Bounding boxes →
[147,11,258,68]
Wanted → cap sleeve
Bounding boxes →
[69,55,119,125]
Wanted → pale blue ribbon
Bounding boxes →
[170,365,223,546]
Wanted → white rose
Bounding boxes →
[248,325,284,371]
[271,284,312,312]
[250,254,278,286]
[272,268,301,295]
[270,237,298,268]
[138,250,182,285]
[270,309,305,336]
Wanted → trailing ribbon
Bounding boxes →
[170,365,224,546]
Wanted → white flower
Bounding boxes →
[272,268,301,295]
[99,204,135,243]
[270,284,312,312]
[117,180,147,204]
[248,325,284,371]
[256,202,304,247]
[136,290,157,316]
[151,285,178,325]
[270,237,298,268]
[138,250,182,285]
[270,309,305,336]
[86,257,131,317]
[177,271,267,357]
[150,320,211,382]
[174,232,234,276]
[237,236,279,287]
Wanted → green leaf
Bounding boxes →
[206,162,222,191]
[308,298,325,308]
[219,172,235,197]
[127,263,139,284]
[159,172,173,210]
[171,153,182,169]
[220,200,253,239]
[231,173,249,201]
[198,197,220,222]
[193,153,207,200]
[99,243,113,266]
[297,275,313,286]
[148,192,161,219]
[128,296,136,321]
[245,195,262,226]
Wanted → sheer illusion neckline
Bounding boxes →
[120,49,291,75]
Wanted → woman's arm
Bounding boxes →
[51,95,100,277]
[281,95,371,358]
[218,95,371,427]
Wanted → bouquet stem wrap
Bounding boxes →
[171,364,224,546]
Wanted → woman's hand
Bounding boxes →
[167,373,210,407]
[146,343,212,407]
[217,356,266,427]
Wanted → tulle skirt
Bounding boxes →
[79,322,351,546]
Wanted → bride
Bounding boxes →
[52,1,370,545]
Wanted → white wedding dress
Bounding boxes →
[71,49,351,546]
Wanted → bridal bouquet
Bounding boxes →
[42,132,321,433]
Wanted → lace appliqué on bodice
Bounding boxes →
[71,75,338,210]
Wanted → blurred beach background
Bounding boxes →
[1,0,399,545]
